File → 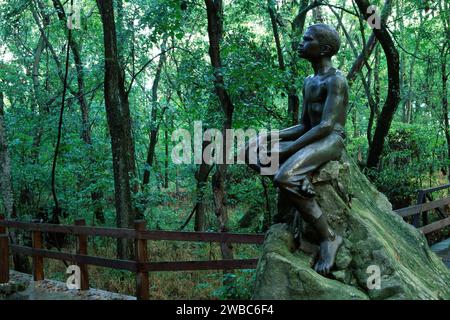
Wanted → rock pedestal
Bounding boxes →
[252,153,450,300]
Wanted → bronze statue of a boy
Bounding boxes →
[245,24,348,275]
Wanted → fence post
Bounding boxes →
[75,219,89,290]
[0,233,9,283]
[0,214,5,233]
[134,220,149,300]
[414,190,425,227]
[32,229,44,281]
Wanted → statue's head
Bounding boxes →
[298,24,341,60]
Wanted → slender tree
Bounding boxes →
[0,92,13,218]
[0,91,30,272]
[354,0,400,170]
[51,0,105,223]
[204,0,234,293]
[97,0,138,258]
[143,38,168,186]
[438,0,449,181]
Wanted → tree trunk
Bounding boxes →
[441,56,450,182]
[175,166,180,194]
[143,39,168,186]
[291,0,309,46]
[355,0,400,170]
[268,0,302,126]
[0,93,13,218]
[347,34,377,84]
[194,163,210,232]
[0,93,30,272]
[30,0,51,166]
[261,177,271,231]
[287,0,309,125]
[97,0,137,259]
[194,140,212,231]
[204,0,235,295]
[441,44,449,183]
[164,122,169,189]
[404,12,424,125]
[331,6,376,147]
[52,0,104,223]
[347,0,392,84]
[438,0,449,181]
[373,45,381,114]
[268,0,285,71]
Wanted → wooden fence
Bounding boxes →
[0,215,264,299]
[394,184,450,235]
[1,185,448,299]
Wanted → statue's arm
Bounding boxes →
[283,75,347,157]
[279,83,310,141]
[278,124,305,141]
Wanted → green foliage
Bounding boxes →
[363,123,449,208]
[0,0,448,299]
[210,270,256,300]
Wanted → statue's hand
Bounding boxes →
[254,139,293,166]
[265,141,291,163]
[240,134,291,165]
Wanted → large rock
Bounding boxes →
[253,153,450,300]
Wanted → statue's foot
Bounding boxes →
[314,235,343,275]
[299,178,316,198]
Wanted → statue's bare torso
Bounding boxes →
[302,68,348,137]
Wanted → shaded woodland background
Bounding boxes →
[0,0,448,298]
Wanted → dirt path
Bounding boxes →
[2,271,135,300]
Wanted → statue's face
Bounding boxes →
[298,29,322,60]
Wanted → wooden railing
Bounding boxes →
[394,184,450,235]
[3,186,446,299]
[0,215,264,299]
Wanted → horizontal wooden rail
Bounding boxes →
[394,197,450,218]
[10,245,259,272]
[10,245,137,272]
[1,220,135,239]
[138,231,264,244]
[0,220,265,244]
[418,184,450,195]
[141,259,259,272]
[419,217,450,235]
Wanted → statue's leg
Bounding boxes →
[274,190,295,224]
[273,133,344,199]
[273,133,344,275]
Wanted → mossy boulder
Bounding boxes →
[252,153,450,300]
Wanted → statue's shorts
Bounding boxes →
[273,131,345,189]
